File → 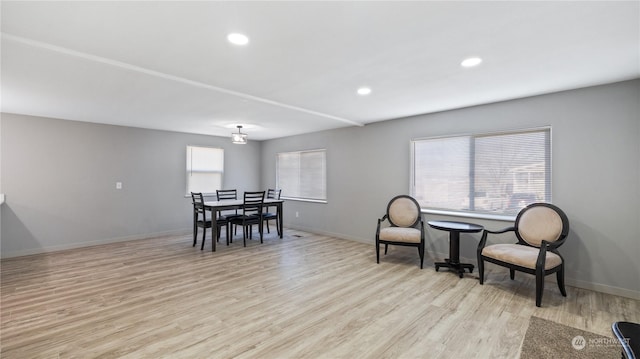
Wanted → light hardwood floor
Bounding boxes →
[2,229,638,358]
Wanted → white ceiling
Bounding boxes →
[2,1,639,140]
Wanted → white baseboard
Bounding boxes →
[563,278,640,300]
[0,228,191,259]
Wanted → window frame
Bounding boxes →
[185,145,224,197]
[410,127,552,221]
[276,148,327,203]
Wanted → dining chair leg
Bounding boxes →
[193,227,197,247]
[192,216,197,247]
[277,216,282,237]
[200,227,206,251]
[211,226,220,252]
[242,223,247,247]
[266,220,271,234]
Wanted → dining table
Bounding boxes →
[203,198,284,251]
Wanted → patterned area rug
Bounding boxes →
[520,316,621,359]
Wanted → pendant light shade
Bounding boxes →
[231,125,248,144]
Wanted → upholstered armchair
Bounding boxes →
[477,203,570,307]
[376,195,425,268]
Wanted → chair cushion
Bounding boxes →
[263,212,278,219]
[518,206,563,247]
[379,227,421,243]
[388,197,419,227]
[482,244,562,270]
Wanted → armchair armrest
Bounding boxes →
[484,226,516,235]
[536,240,550,271]
[376,214,388,237]
[477,226,516,251]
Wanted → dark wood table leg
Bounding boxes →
[435,231,474,278]
[211,212,217,252]
[278,202,283,238]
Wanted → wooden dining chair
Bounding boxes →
[216,189,242,238]
[230,191,265,247]
[191,192,228,251]
[263,189,282,236]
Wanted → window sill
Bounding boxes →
[281,197,327,204]
[422,208,515,222]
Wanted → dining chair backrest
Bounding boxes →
[190,192,207,219]
[243,191,265,216]
[267,188,282,200]
[216,189,237,201]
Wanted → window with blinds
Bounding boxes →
[186,146,224,195]
[276,149,327,201]
[411,128,551,217]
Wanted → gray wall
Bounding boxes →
[261,79,640,298]
[1,80,638,298]
[0,113,261,256]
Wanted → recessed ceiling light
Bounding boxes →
[227,33,249,46]
[461,57,483,68]
[357,87,372,96]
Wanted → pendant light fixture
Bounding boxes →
[231,125,248,144]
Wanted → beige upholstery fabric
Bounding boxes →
[482,244,562,270]
[518,206,563,247]
[388,197,419,227]
[379,227,421,243]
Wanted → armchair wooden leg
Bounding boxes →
[418,244,424,269]
[557,265,567,296]
[384,244,388,255]
[535,268,544,307]
[376,239,380,264]
[510,269,515,280]
[478,256,485,285]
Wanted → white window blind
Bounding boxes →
[411,128,551,216]
[277,149,326,201]
[186,146,224,195]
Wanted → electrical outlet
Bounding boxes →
[116,182,122,190]
[295,211,299,218]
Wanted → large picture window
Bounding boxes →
[186,146,224,195]
[276,149,327,201]
[411,128,551,217]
